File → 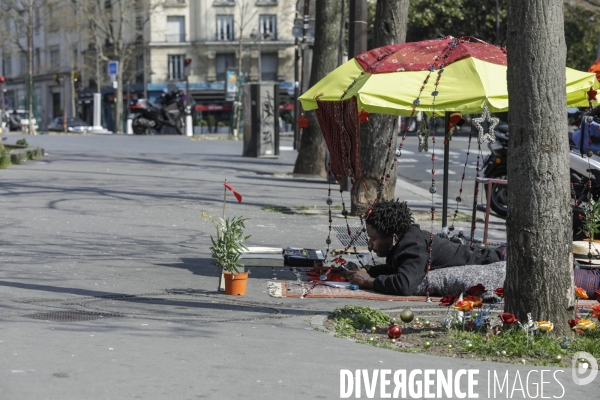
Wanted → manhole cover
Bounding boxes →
[82,295,280,322]
[23,311,121,322]
[333,226,368,247]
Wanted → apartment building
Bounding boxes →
[142,0,297,130]
[0,0,298,131]
[0,1,84,130]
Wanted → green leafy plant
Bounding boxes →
[209,216,250,274]
[0,150,12,169]
[332,305,391,330]
[16,139,28,147]
[580,200,600,240]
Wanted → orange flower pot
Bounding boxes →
[223,271,248,295]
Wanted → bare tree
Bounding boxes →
[350,0,409,215]
[227,0,294,138]
[226,0,259,138]
[505,0,574,335]
[293,0,343,176]
[76,0,159,133]
[0,0,50,134]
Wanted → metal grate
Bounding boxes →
[23,311,121,322]
[332,226,368,247]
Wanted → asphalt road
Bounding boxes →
[395,136,493,213]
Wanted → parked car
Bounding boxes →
[3,109,39,132]
[47,117,91,133]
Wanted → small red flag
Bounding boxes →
[224,183,242,203]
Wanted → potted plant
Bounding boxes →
[210,216,251,295]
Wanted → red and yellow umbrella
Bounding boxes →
[300,36,597,115]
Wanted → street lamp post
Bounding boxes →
[258,38,262,82]
[58,75,67,132]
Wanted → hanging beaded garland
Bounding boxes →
[469,144,485,247]
[580,89,598,263]
[450,123,476,231]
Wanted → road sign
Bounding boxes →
[292,26,315,39]
[108,61,118,78]
[294,17,315,27]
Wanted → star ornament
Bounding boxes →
[358,108,369,124]
[296,114,309,129]
[473,104,499,144]
[588,87,597,101]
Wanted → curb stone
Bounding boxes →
[7,146,45,164]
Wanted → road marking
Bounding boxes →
[397,158,419,163]
[426,169,456,174]
[280,146,294,151]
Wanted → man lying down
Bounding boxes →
[345,200,600,299]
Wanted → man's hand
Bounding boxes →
[345,267,375,290]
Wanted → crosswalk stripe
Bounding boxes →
[397,158,419,163]
[426,169,456,174]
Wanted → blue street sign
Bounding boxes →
[108,61,118,76]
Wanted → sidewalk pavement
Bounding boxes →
[0,134,588,399]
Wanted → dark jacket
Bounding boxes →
[9,113,21,131]
[368,225,499,295]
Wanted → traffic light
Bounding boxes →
[183,58,192,78]
[72,71,80,90]
[0,77,5,83]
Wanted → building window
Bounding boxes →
[104,0,112,10]
[259,15,277,40]
[135,15,144,42]
[216,15,234,41]
[4,56,12,77]
[166,16,185,42]
[35,48,40,72]
[17,12,26,36]
[136,55,144,83]
[168,54,184,81]
[34,9,41,32]
[48,8,58,32]
[20,53,27,75]
[260,53,278,81]
[216,54,235,81]
[5,90,15,109]
[50,46,60,69]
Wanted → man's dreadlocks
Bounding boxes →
[365,200,414,238]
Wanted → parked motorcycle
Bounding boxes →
[128,86,186,135]
[481,111,600,241]
[482,124,509,217]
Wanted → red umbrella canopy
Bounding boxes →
[355,36,507,74]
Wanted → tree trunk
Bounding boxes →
[505,0,574,336]
[293,0,342,176]
[350,0,409,215]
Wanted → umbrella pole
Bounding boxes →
[442,112,450,234]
